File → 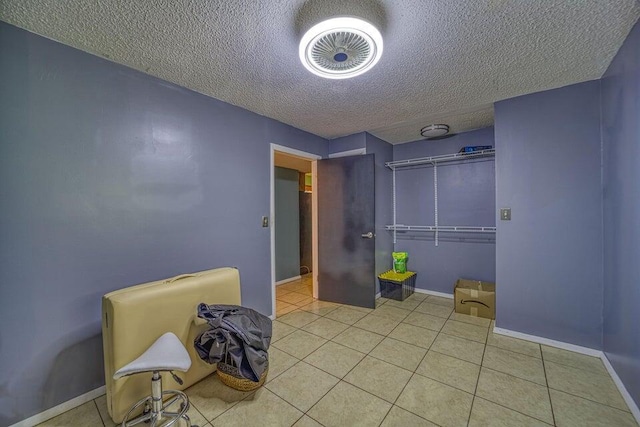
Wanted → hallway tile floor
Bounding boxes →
[275,275,314,317]
[38,287,638,427]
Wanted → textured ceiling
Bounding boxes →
[1,1,638,144]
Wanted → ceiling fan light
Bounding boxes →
[299,17,383,79]
[420,124,450,138]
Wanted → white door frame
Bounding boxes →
[270,143,321,318]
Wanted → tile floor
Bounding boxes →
[38,288,638,427]
[275,275,315,317]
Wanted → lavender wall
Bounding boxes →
[0,22,327,425]
[494,81,603,349]
[365,133,394,290]
[601,19,640,408]
[392,128,496,294]
[328,133,366,154]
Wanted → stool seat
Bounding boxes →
[114,332,191,380]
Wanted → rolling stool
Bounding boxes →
[113,332,197,427]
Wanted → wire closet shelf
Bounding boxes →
[386,149,496,246]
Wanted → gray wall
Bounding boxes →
[0,22,327,425]
[365,133,394,291]
[392,128,496,294]
[494,81,603,350]
[275,167,300,281]
[602,19,640,408]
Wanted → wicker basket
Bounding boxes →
[216,360,269,391]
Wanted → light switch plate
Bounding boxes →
[500,208,511,220]
[262,216,269,227]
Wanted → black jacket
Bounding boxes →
[194,304,272,382]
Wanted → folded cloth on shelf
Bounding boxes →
[194,303,272,382]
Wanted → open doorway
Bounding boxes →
[270,144,320,318]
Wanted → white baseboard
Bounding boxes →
[601,353,640,424]
[493,326,640,424]
[275,276,302,286]
[10,385,106,427]
[375,292,381,299]
[414,288,454,299]
[492,327,602,357]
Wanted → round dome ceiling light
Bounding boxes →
[421,124,450,139]
[299,16,383,79]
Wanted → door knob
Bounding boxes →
[361,232,374,239]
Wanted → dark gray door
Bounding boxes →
[317,154,375,308]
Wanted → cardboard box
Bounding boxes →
[454,279,496,320]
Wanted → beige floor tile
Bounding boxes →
[348,304,375,313]
[375,298,388,308]
[211,388,302,427]
[325,306,368,324]
[344,356,413,403]
[276,286,294,296]
[96,395,208,427]
[483,346,546,386]
[380,406,438,427]
[370,337,427,371]
[541,345,607,375]
[549,389,638,427]
[276,299,294,311]
[406,292,428,302]
[94,395,117,427]
[165,395,209,427]
[414,301,454,318]
[396,374,473,427]
[278,291,310,305]
[449,312,492,327]
[295,296,315,306]
[476,368,553,424]
[272,330,327,359]
[416,351,480,394]
[353,313,401,335]
[293,415,324,427]
[487,330,541,358]
[272,320,297,343]
[266,347,299,383]
[266,362,339,412]
[301,317,350,339]
[431,333,485,365]
[388,323,438,349]
[185,374,252,421]
[277,310,322,328]
[425,295,455,307]
[403,311,446,332]
[304,341,366,378]
[298,300,339,316]
[307,381,392,427]
[370,304,412,321]
[545,360,628,411]
[469,397,550,427]
[441,320,489,343]
[278,282,302,292]
[289,283,311,294]
[37,401,104,427]
[332,326,385,353]
[277,304,299,317]
[384,298,422,311]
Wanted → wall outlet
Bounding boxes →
[262,216,269,227]
[500,208,511,220]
